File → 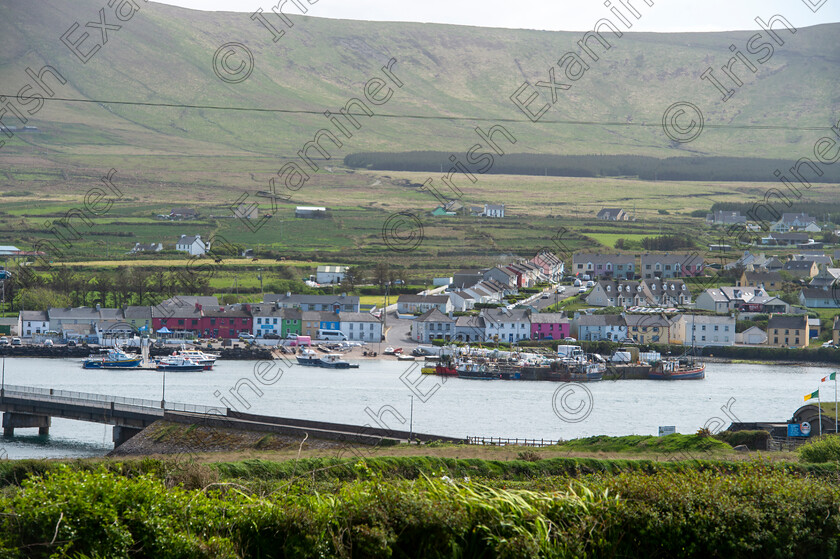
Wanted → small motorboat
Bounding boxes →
[318,354,359,369]
[296,348,322,366]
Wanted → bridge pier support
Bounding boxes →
[2,412,51,436]
[113,425,144,448]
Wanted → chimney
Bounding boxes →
[286,292,291,298]
[95,303,101,311]
[195,303,202,311]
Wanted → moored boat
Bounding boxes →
[649,357,705,380]
[296,348,322,367]
[456,360,498,380]
[156,355,206,372]
[169,346,218,369]
[82,348,143,369]
[318,353,359,369]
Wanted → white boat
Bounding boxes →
[169,345,219,368]
[156,355,207,371]
[296,348,358,368]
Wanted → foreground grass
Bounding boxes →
[1,457,839,558]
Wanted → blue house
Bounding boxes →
[319,312,341,331]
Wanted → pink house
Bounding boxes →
[530,313,570,340]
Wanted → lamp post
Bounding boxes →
[257,269,264,297]
[408,395,414,444]
[161,367,166,409]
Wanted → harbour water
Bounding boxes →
[0,357,832,459]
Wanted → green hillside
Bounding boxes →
[0,0,837,161]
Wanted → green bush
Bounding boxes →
[713,430,771,451]
[800,435,840,463]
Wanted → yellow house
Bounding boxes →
[739,270,783,290]
[766,314,809,348]
[624,314,674,345]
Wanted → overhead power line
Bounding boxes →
[0,94,832,132]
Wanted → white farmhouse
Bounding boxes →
[175,235,208,256]
[316,265,349,284]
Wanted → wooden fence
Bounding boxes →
[467,436,561,447]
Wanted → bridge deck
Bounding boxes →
[0,385,466,446]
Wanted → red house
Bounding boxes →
[199,306,252,339]
[151,301,203,336]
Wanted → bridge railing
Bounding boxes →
[1,384,220,415]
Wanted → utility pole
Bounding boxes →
[257,269,264,297]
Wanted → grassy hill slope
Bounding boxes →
[1,0,838,162]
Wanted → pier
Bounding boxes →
[0,385,466,448]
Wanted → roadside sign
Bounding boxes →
[658,426,676,436]
[788,422,812,437]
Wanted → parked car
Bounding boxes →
[586,280,595,288]
[822,341,837,348]
[44,339,54,347]
[557,287,565,293]
[11,337,22,346]
[573,279,582,287]
[0,337,8,346]
[238,333,255,341]
[578,287,587,294]
[541,293,550,299]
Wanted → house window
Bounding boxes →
[257,318,262,324]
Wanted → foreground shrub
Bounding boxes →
[800,435,840,463]
[1,461,840,557]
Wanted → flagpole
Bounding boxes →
[834,372,837,434]
[819,387,822,437]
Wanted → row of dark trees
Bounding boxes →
[345,152,840,183]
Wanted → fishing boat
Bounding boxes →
[456,360,498,380]
[649,314,706,380]
[156,355,206,372]
[82,347,143,369]
[648,357,705,380]
[435,363,458,376]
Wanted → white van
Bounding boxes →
[318,329,348,341]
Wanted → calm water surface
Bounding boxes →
[0,357,830,459]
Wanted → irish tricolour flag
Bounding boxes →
[822,373,837,382]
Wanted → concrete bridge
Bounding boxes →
[0,385,465,448]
